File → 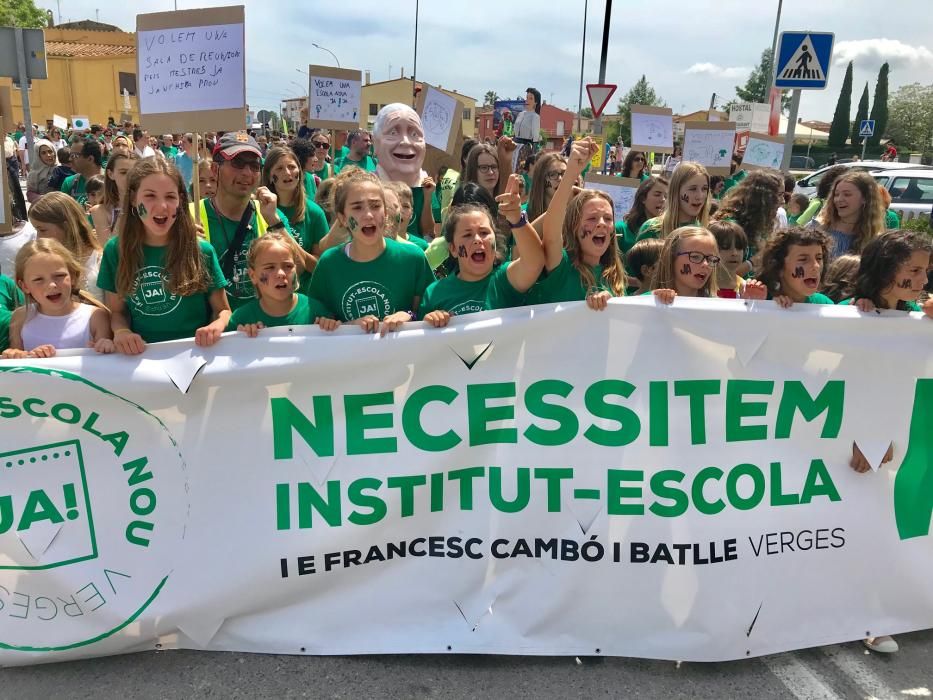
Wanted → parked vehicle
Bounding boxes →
[790,155,816,170]
[793,161,921,198]
[872,169,933,222]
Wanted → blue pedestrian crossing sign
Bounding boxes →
[859,120,876,138]
[774,31,835,90]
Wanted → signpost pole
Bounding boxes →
[593,0,611,137]
[780,89,800,172]
[861,136,868,161]
[13,28,35,164]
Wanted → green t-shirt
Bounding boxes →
[0,274,24,312]
[333,153,377,174]
[408,186,442,238]
[279,197,329,289]
[60,174,88,208]
[525,249,620,305]
[720,169,748,199]
[225,293,331,330]
[0,307,10,354]
[839,298,921,311]
[97,238,227,343]
[313,163,332,181]
[303,171,318,199]
[201,199,293,310]
[420,264,523,316]
[615,219,639,255]
[308,238,434,321]
[160,145,179,159]
[405,234,430,251]
[885,209,900,230]
[635,216,699,243]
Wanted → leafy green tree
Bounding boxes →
[851,82,870,147]
[735,48,790,110]
[867,63,889,148]
[0,0,48,27]
[483,91,499,107]
[886,82,933,151]
[615,75,666,144]
[579,107,593,118]
[828,61,854,147]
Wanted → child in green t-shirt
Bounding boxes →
[227,233,339,336]
[842,230,932,316]
[753,227,835,307]
[97,158,231,354]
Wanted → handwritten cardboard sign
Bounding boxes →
[740,132,786,171]
[630,105,674,154]
[136,5,246,134]
[682,121,736,176]
[584,175,642,221]
[416,83,459,155]
[308,65,362,130]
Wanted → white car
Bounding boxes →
[793,161,922,198]
[872,169,933,222]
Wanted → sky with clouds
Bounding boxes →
[37,0,933,123]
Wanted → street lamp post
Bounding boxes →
[311,43,340,68]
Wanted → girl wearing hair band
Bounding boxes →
[97,158,230,354]
[420,175,543,326]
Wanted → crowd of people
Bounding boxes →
[1,100,931,653]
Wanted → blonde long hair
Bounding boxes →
[115,158,209,298]
[650,225,719,297]
[659,161,710,237]
[563,190,626,296]
[28,191,101,264]
[262,147,307,223]
[14,238,105,311]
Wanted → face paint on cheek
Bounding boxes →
[457,245,468,258]
[348,217,358,232]
[791,266,805,279]
[581,226,593,239]
[898,278,913,289]
[680,263,692,275]
[136,203,148,219]
[272,174,278,184]
[681,194,690,204]
[396,213,402,225]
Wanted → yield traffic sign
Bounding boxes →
[859,120,875,138]
[773,32,835,90]
[586,84,617,119]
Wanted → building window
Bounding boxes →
[462,108,472,121]
[369,103,378,117]
[118,72,137,96]
[556,121,565,136]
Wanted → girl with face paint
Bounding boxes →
[90,151,139,242]
[617,176,668,255]
[261,147,327,286]
[524,138,626,311]
[841,230,933,315]
[382,181,429,252]
[650,226,721,304]
[525,153,567,223]
[307,170,435,336]
[420,174,544,327]
[97,158,231,355]
[226,233,339,337]
[754,227,834,307]
[2,239,114,359]
[636,162,711,242]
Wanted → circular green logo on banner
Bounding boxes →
[0,366,188,654]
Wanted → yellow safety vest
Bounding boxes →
[192,199,270,243]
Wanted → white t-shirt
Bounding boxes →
[775,207,788,229]
[49,138,68,154]
[135,145,156,158]
[0,222,37,277]
[513,110,541,142]
[18,135,31,165]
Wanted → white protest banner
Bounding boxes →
[741,133,787,171]
[417,84,459,154]
[1,300,932,667]
[683,121,737,175]
[308,65,362,130]
[70,116,89,132]
[52,114,68,130]
[630,105,673,154]
[136,6,246,134]
[585,174,641,220]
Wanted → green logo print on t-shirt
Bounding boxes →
[342,281,392,318]
[450,300,485,315]
[132,266,181,316]
[229,249,256,302]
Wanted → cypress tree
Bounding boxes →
[851,82,870,147]
[828,61,853,147]
[867,63,889,148]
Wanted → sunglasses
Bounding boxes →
[677,251,721,266]
[312,141,330,149]
[633,157,645,163]
[228,156,262,172]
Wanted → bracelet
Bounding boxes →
[114,328,132,335]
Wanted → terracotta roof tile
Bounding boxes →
[46,41,135,58]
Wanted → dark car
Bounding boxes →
[789,155,816,170]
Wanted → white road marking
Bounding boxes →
[821,644,898,700]
[762,653,842,700]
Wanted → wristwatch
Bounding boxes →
[508,212,528,229]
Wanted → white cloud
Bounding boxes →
[833,39,933,69]
[685,63,750,79]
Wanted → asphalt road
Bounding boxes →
[2,630,932,699]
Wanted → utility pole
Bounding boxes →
[592,0,611,137]
[575,0,588,134]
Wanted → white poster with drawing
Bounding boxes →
[419,86,458,153]
[741,134,786,170]
[630,106,673,154]
[585,175,641,220]
[308,66,362,129]
[682,123,736,174]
